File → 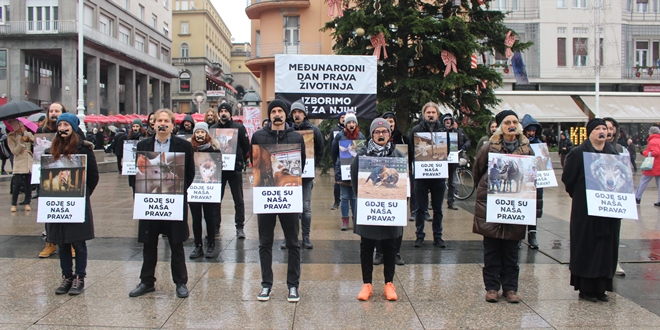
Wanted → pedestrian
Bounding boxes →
[628,138,637,172]
[6,119,34,212]
[562,118,621,303]
[0,128,11,174]
[94,127,105,150]
[521,114,545,250]
[126,119,147,190]
[351,118,405,301]
[251,99,305,303]
[442,113,470,210]
[635,126,660,206]
[473,109,532,303]
[46,113,99,295]
[331,111,364,231]
[129,109,195,299]
[328,112,346,210]
[558,132,573,167]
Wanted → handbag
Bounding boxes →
[641,152,654,171]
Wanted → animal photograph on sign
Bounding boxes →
[252,144,302,187]
[31,133,56,184]
[414,132,448,161]
[530,143,553,171]
[211,128,238,154]
[40,155,87,198]
[487,153,537,199]
[585,153,634,194]
[193,153,222,184]
[299,130,315,160]
[357,156,408,200]
[134,152,186,194]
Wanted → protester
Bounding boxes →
[328,111,346,209]
[408,102,448,248]
[110,127,127,172]
[210,102,250,239]
[188,122,221,259]
[6,119,34,212]
[521,114,544,250]
[331,112,364,231]
[179,114,195,135]
[351,118,405,301]
[473,109,532,303]
[45,113,99,295]
[204,108,218,127]
[602,117,627,276]
[442,113,470,210]
[94,127,105,150]
[558,132,573,167]
[129,109,195,299]
[126,120,148,189]
[562,118,621,303]
[145,112,156,137]
[251,99,305,303]
[477,120,497,151]
[635,126,660,206]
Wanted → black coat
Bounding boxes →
[562,139,621,279]
[210,119,250,171]
[46,140,99,244]
[136,135,195,245]
[250,123,306,167]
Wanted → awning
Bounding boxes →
[206,75,238,94]
[492,95,587,123]
[580,96,660,123]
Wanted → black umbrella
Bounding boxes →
[0,100,43,121]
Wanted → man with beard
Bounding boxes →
[328,111,346,210]
[603,117,627,277]
[210,102,250,239]
[251,99,305,303]
[204,108,218,127]
[521,114,544,250]
[178,115,195,135]
[126,119,147,190]
[442,114,470,210]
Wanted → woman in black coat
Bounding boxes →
[45,113,99,296]
[562,118,621,303]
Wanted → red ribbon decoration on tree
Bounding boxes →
[326,0,344,18]
[441,50,457,77]
[504,31,515,59]
[471,53,478,69]
[371,33,388,60]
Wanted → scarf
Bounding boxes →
[196,142,212,151]
[366,139,392,157]
[502,138,520,153]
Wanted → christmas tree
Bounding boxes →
[321,0,532,148]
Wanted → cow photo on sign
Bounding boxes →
[486,153,537,226]
[356,156,409,227]
[37,154,87,223]
[251,144,303,214]
[31,133,56,184]
[132,152,187,221]
[583,152,638,219]
[211,128,238,171]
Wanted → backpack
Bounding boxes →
[0,135,10,159]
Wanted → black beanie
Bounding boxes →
[268,99,289,121]
[218,103,232,116]
[495,110,518,127]
[586,118,607,136]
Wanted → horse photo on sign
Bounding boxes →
[487,153,537,199]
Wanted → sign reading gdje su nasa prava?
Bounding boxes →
[413,132,449,179]
[37,154,87,223]
[251,144,303,214]
[356,156,409,227]
[485,153,537,226]
[132,152,187,221]
[584,152,638,220]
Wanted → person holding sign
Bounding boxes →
[350,118,405,301]
[635,126,660,206]
[521,114,545,250]
[129,109,195,299]
[121,119,146,181]
[442,113,470,211]
[188,122,221,259]
[45,113,99,295]
[331,112,365,231]
[6,118,34,212]
[473,110,533,303]
[562,118,621,303]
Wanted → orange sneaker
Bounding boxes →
[357,283,372,301]
[384,282,398,301]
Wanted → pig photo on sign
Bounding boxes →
[134,152,186,194]
[40,154,87,198]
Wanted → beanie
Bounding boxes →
[650,126,660,135]
[290,99,307,117]
[267,99,289,121]
[495,110,518,127]
[132,119,143,126]
[218,102,232,116]
[56,113,79,129]
[586,118,607,136]
[193,122,210,135]
[345,113,358,125]
[370,118,391,137]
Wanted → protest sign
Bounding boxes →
[122,140,139,175]
[486,153,537,226]
[132,152,186,221]
[395,144,411,198]
[187,152,222,203]
[242,106,261,140]
[530,143,558,188]
[584,152,638,219]
[37,154,87,223]
[299,130,315,178]
[447,132,459,163]
[413,132,448,178]
[356,156,408,226]
[211,128,238,171]
[251,144,303,214]
[274,54,377,119]
[31,133,56,184]
[339,139,364,180]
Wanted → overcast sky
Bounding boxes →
[210,0,251,43]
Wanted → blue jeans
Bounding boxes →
[340,185,356,218]
[59,241,88,277]
[414,178,446,240]
[301,178,314,237]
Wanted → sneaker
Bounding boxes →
[302,236,313,249]
[414,238,423,248]
[615,263,626,276]
[287,287,300,302]
[384,282,398,301]
[280,241,287,249]
[25,205,31,212]
[433,238,446,248]
[447,203,458,210]
[395,253,405,266]
[55,275,73,295]
[39,243,57,258]
[503,290,519,303]
[331,202,340,210]
[373,253,383,265]
[408,212,416,222]
[189,245,204,259]
[205,245,216,259]
[236,228,246,239]
[257,287,272,301]
[341,217,349,231]
[68,276,85,295]
[357,283,372,301]
[424,212,432,222]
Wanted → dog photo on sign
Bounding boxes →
[584,152,634,194]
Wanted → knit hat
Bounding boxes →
[132,119,143,126]
[193,122,210,135]
[290,99,307,117]
[56,113,79,129]
[218,102,232,115]
[370,118,391,137]
[267,99,289,121]
[495,110,518,127]
[650,126,660,135]
[586,118,607,136]
[338,111,347,117]
[345,113,358,125]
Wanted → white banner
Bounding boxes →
[37,197,86,223]
[530,144,557,188]
[583,152,638,219]
[414,161,448,178]
[122,140,139,175]
[187,183,221,203]
[133,193,185,221]
[486,197,536,226]
[253,186,303,214]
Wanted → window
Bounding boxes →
[149,41,158,57]
[163,22,169,36]
[0,50,6,80]
[100,14,113,36]
[654,41,660,67]
[284,16,300,54]
[163,0,168,8]
[135,33,145,51]
[573,38,588,67]
[83,4,93,27]
[123,0,129,10]
[180,43,189,57]
[557,38,567,67]
[493,0,508,10]
[637,0,649,12]
[139,4,144,20]
[557,27,566,34]
[573,27,588,34]
[181,22,188,34]
[27,6,58,32]
[161,48,169,62]
[175,0,194,10]
[179,71,191,93]
[1,5,9,23]
[557,0,566,8]
[636,41,649,67]
[119,25,130,44]
[573,0,586,8]
[152,14,157,29]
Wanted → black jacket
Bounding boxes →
[408,119,447,178]
[250,123,306,168]
[136,135,195,245]
[441,114,470,151]
[327,122,345,155]
[178,115,195,135]
[210,119,250,171]
[293,118,324,166]
[559,137,573,156]
[521,114,544,218]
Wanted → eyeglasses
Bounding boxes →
[503,120,519,126]
[373,130,390,136]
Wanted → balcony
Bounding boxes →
[622,10,660,21]
[172,57,215,66]
[493,0,539,20]
[245,42,321,76]
[245,0,310,19]
[0,20,77,35]
[623,67,660,80]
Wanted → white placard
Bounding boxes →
[339,139,363,180]
[530,144,558,188]
[413,132,448,178]
[583,152,638,220]
[187,183,221,203]
[222,154,236,171]
[37,154,88,223]
[253,186,303,214]
[414,161,448,178]
[356,156,408,226]
[122,140,139,175]
[187,152,222,202]
[211,128,238,171]
[31,133,55,184]
[133,193,185,221]
[486,197,537,226]
[357,199,407,226]
[37,197,86,223]
[447,132,459,163]
[586,190,638,219]
[485,153,538,225]
[302,159,315,178]
[299,130,316,178]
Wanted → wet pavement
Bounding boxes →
[2,167,660,329]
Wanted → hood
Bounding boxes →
[521,114,541,140]
[182,114,195,125]
[441,113,454,126]
[486,120,496,137]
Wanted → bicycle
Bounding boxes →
[453,150,475,200]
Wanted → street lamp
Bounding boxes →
[241,86,262,107]
[76,0,86,133]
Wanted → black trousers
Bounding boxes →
[219,170,245,230]
[139,224,187,286]
[258,213,301,289]
[414,178,446,240]
[375,235,402,254]
[189,202,217,246]
[482,236,520,292]
[446,163,458,205]
[361,237,397,284]
[115,154,122,172]
[11,173,31,205]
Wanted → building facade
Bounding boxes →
[230,42,260,115]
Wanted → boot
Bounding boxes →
[331,200,340,210]
[24,205,31,211]
[205,244,216,258]
[528,230,539,249]
[68,275,85,295]
[341,217,349,231]
[189,245,204,259]
[10,205,16,212]
[302,236,313,249]
[39,243,57,258]
[55,275,73,295]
